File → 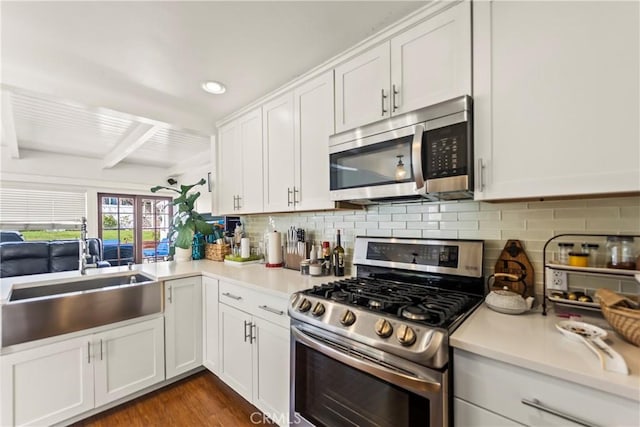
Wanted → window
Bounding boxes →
[98,193,172,265]
[0,187,86,240]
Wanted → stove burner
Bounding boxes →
[368,299,383,309]
[330,290,349,301]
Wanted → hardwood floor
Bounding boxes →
[72,371,275,426]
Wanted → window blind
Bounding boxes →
[0,188,86,225]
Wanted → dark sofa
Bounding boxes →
[0,238,110,278]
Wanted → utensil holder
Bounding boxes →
[284,242,310,271]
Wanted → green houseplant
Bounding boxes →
[150,178,212,259]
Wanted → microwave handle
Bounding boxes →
[411,124,425,191]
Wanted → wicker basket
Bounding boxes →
[205,243,231,261]
[595,288,640,347]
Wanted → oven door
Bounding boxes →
[290,322,447,427]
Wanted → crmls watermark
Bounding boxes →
[250,412,303,425]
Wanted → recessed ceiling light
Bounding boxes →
[201,81,226,94]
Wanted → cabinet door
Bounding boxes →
[391,1,471,115]
[252,317,290,426]
[218,303,253,402]
[165,277,203,379]
[217,121,241,215]
[294,71,335,211]
[335,43,391,133]
[93,317,165,407]
[202,276,219,374]
[263,93,295,212]
[238,108,264,213]
[473,1,640,200]
[0,336,93,426]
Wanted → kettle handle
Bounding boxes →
[487,273,528,296]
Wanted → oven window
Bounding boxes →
[330,135,413,190]
[295,342,429,427]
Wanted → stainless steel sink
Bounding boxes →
[2,273,162,347]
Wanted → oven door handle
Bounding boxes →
[411,124,425,192]
[292,325,441,398]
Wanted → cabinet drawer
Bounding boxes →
[454,398,521,427]
[454,350,639,427]
[218,281,289,328]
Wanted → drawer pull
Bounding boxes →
[259,305,284,316]
[222,292,243,301]
[521,398,598,427]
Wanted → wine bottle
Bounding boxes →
[333,230,345,276]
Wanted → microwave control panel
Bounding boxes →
[424,122,468,179]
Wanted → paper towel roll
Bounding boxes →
[268,231,282,265]
[241,238,250,259]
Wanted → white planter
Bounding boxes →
[174,247,192,262]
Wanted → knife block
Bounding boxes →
[284,242,310,271]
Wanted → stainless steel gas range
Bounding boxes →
[288,236,484,427]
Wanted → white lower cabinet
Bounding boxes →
[164,277,202,379]
[202,276,219,374]
[453,349,640,427]
[218,283,290,426]
[0,317,164,426]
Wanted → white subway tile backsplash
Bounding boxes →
[392,213,422,221]
[392,229,423,238]
[406,203,440,213]
[239,196,640,296]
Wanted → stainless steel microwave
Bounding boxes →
[329,95,473,204]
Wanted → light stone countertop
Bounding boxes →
[0,260,334,303]
[451,304,640,402]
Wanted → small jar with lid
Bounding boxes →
[606,236,637,270]
[580,243,600,267]
[557,242,574,265]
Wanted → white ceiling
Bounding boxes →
[0,1,425,172]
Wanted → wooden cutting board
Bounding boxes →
[493,240,535,298]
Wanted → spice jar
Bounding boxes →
[580,243,600,267]
[557,242,574,265]
[568,252,589,267]
[606,236,637,270]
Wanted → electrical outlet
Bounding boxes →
[546,269,568,291]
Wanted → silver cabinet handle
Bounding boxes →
[521,399,598,427]
[232,195,237,210]
[168,285,173,304]
[244,320,252,342]
[222,292,242,301]
[477,158,486,191]
[287,188,293,206]
[236,195,242,210]
[100,339,103,361]
[293,187,299,206]
[258,305,284,316]
[381,89,388,116]
[251,323,256,344]
[87,341,91,364]
[411,124,425,191]
[392,84,399,112]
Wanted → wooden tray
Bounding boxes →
[493,240,535,298]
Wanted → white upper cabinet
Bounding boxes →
[473,0,640,200]
[335,1,471,133]
[294,71,335,211]
[262,71,335,212]
[217,108,263,214]
[263,93,296,212]
[391,1,471,115]
[335,43,391,133]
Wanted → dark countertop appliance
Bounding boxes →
[288,236,484,427]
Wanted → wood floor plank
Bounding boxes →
[72,371,275,426]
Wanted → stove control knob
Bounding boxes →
[396,324,417,346]
[311,302,326,317]
[297,298,312,312]
[340,310,356,326]
[374,319,393,338]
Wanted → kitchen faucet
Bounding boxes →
[79,217,98,275]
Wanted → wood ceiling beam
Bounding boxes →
[103,123,162,169]
[1,92,20,159]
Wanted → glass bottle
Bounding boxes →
[580,243,599,267]
[333,230,345,276]
[322,241,331,274]
[557,242,574,265]
[606,236,637,270]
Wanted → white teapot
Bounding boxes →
[485,273,535,315]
